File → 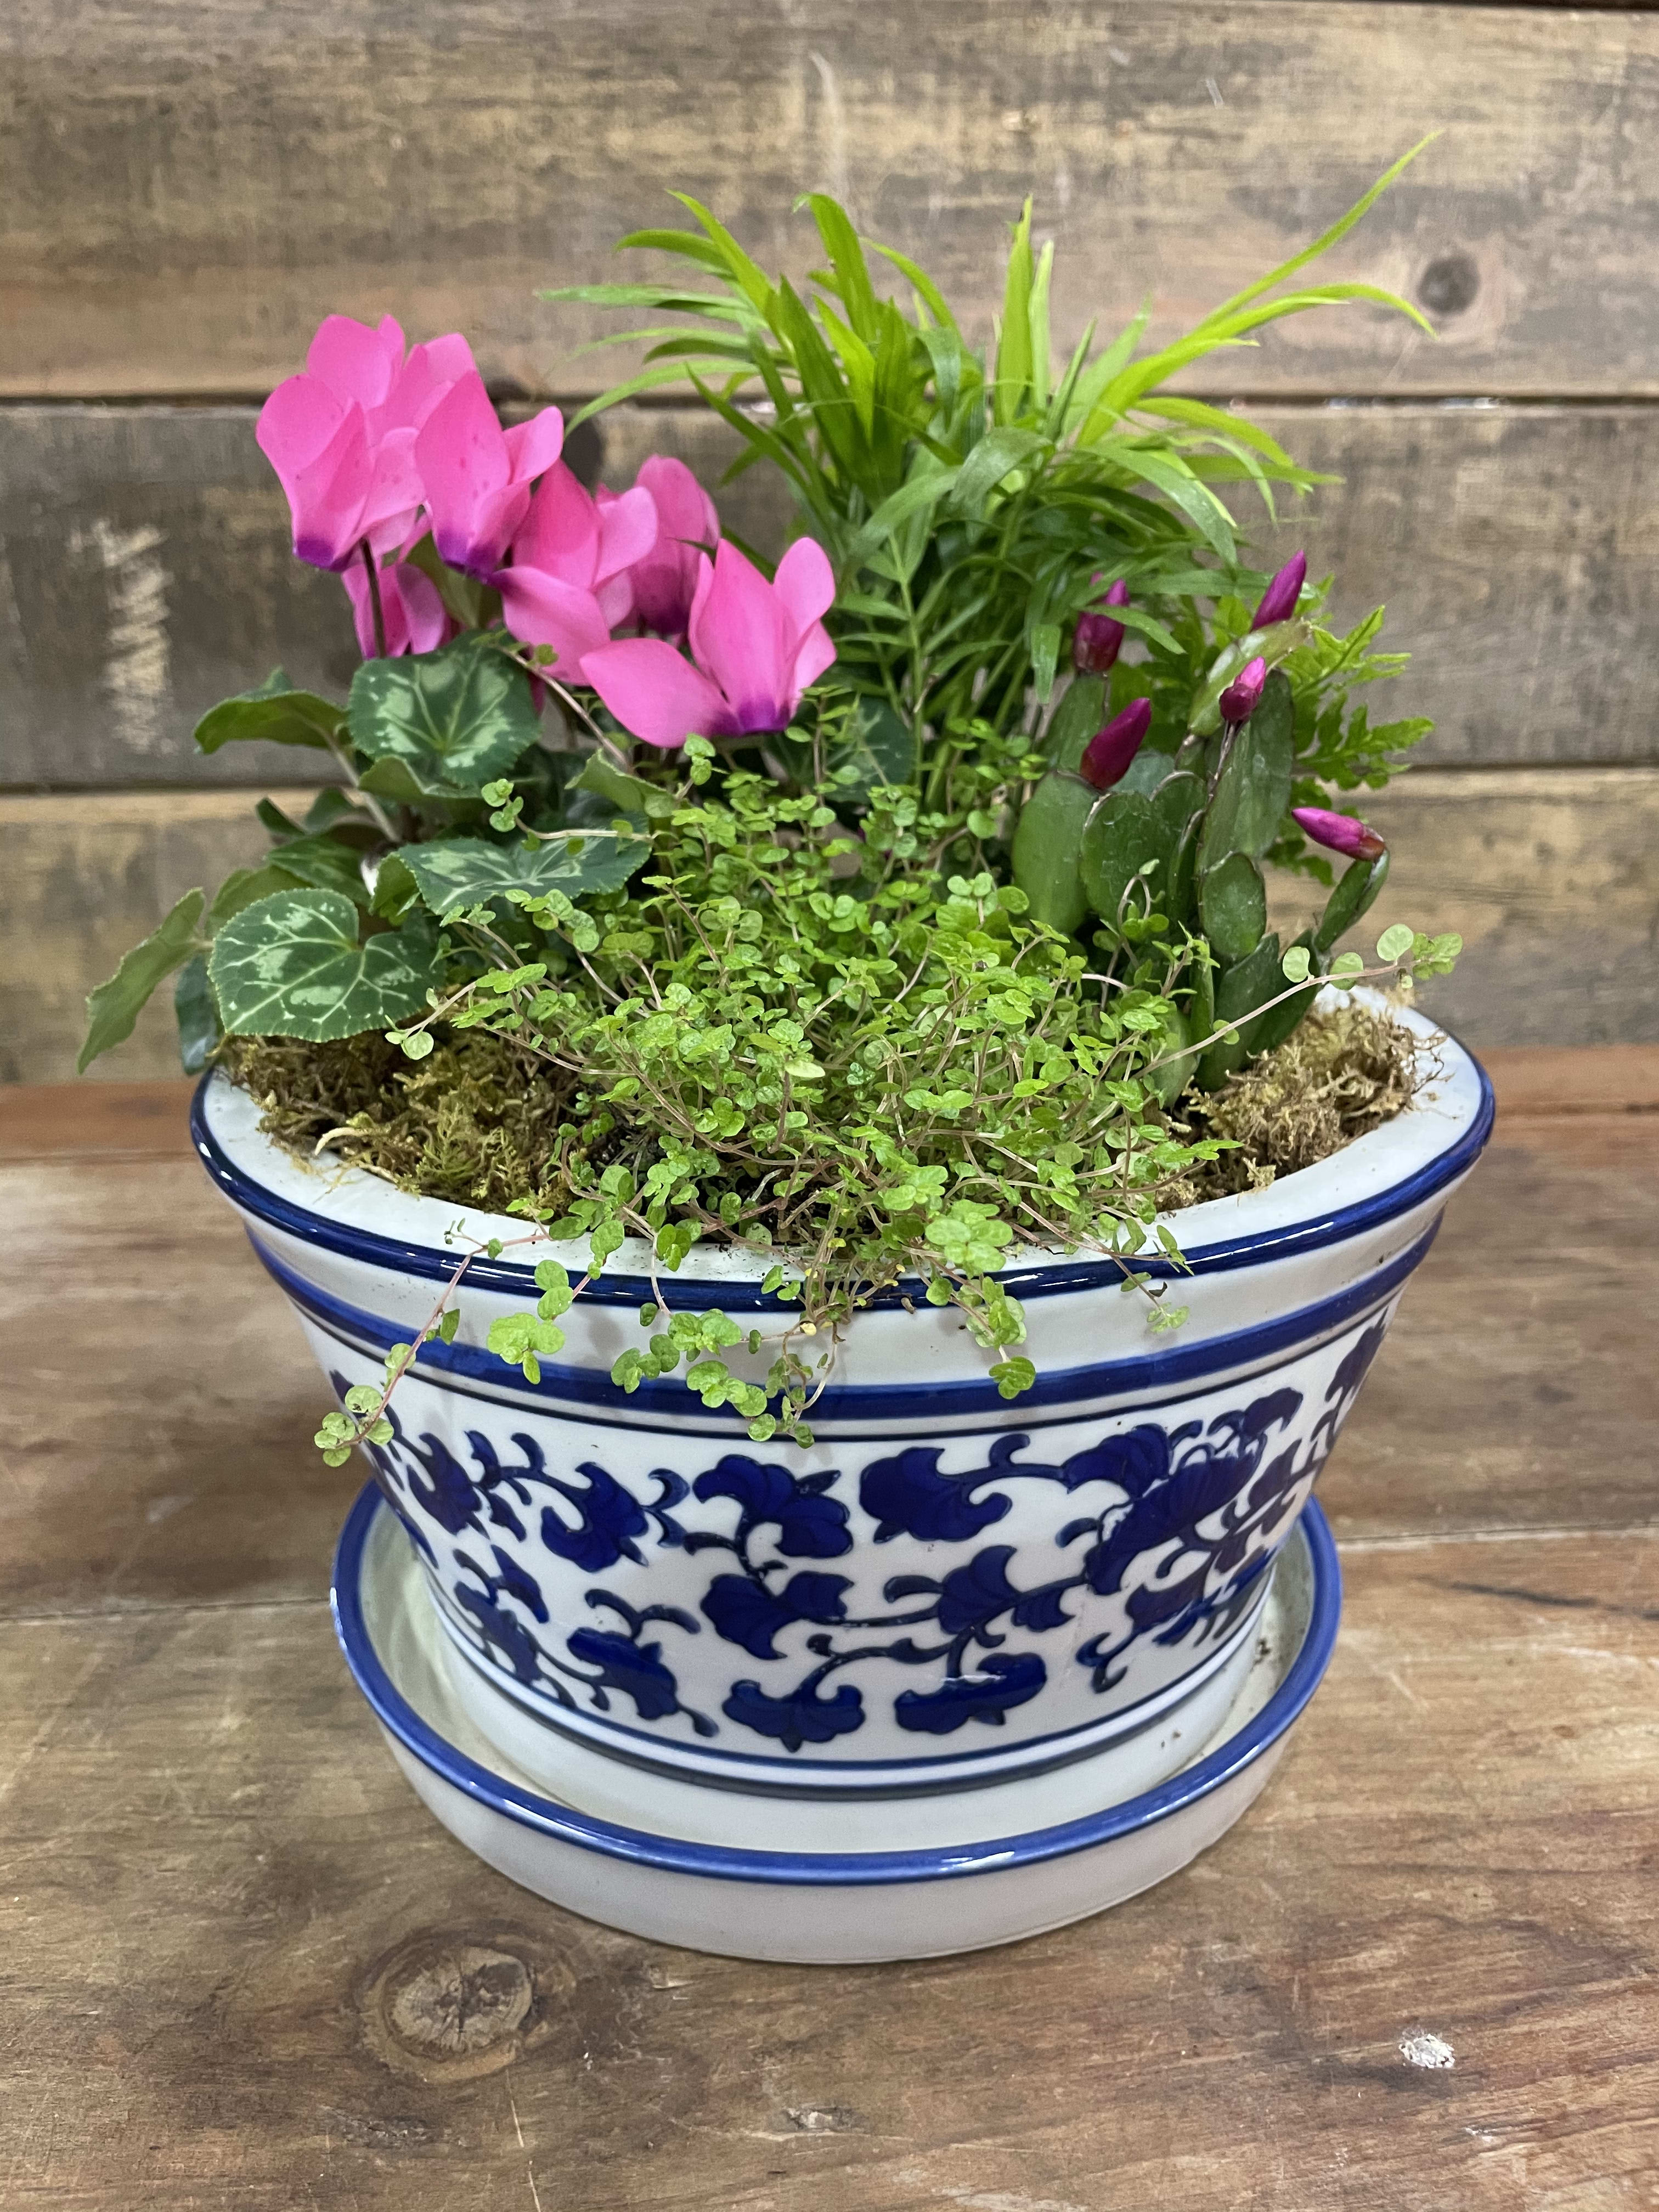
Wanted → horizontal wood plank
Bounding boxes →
[1267,764,1659,1048]
[1,1531,1654,2209]
[5,4,1659,401]
[9,399,1659,790]
[7,765,1656,1087]
[0,789,309,1086]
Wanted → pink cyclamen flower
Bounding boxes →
[1079,697,1153,791]
[583,538,836,750]
[1074,578,1130,676]
[492,462,659,678]
[415,370,565,578]
[1293,806,1386,862]
[1252,552,1306,630]
[618,456,721,640]
[1218,654,1267,726]
[343,560,449,658]
[257,314,473,572]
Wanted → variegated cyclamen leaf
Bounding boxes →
[396,830,652,919]
[194,669,346,755]
[347,636,539,794]
[209,890,442,1041]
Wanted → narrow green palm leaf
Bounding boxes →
[803,194,883,339]
[1192,136,1437,332]
[867,240,958,331]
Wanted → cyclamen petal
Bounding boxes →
[503,406,566,485]
[492,569,616,676]
[584,637,738,748]
[771,537,836,639]
[594,484,660,583]
[416,373,560,577]
[790,620,838,697]
[625,456,719,637]
[304,313,405,410]
[689,541,794,730]
[514,462,599,583]
[257,378,375,571]
[343,560,448,657]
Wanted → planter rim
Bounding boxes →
[196,994,1492,1310]
[332,1482,1341,1886]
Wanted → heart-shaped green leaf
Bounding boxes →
[397,830,652,919]
[348,636,539,794]
[194,670,346,755]
[210,890,442,1041]
[258,832,371,904]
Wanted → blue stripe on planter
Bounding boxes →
[251,1218,1437,1429]
[331,1483,1343,1886]
[193,1052,1492,1312]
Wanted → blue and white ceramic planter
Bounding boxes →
[196,1000,1491,1832]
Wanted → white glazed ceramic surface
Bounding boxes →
[200,1000,1489,1807]
[335,1485,1341,1962]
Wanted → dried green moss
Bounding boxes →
[1167,998,1423,1205]
[222,1031,578,1214]
[224,997,1422,1226]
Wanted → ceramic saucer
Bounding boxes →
[332,1484,1341,1964]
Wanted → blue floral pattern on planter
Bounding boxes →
[339,1310,1387,1761]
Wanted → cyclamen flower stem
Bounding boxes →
[359,539,388,658]
[319,726,400,844]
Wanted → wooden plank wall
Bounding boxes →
[4,1,1657,1079]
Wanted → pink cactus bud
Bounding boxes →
[1293,806,1386,862]
[1252,552,1306,630]
[1074,578,1130,675]
[1218,654,1267,726]
[1079,697,1153,791]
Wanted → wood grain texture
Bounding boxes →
[7,763,1656,1086]
[11,399,1659,789]
[1269,765,1659,1048]
[0,1534,1653,2210]
[0,790,312,1086]
[5,3,1659,402]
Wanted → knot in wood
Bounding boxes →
[387,1943,532,2056]
[359,1929,568,2081]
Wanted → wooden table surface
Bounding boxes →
[2,1056,1656,2212]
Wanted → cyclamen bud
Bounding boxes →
[1252,552,1306,630]
[1079,696,1153,790]
[1073,578,1130,675]
[1293,806,1386,862]
[1218,654,1266,726]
